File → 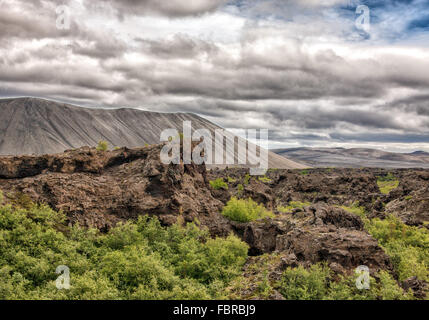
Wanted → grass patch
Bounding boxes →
[222,197,275,223]
[279,201,311,213]
[340,202,366,218]
[378,180,400,194]
[377,173,399,194]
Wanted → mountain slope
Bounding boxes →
[273,147,429,168]
[0,97,306,169]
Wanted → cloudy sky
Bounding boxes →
[1,0,429,151]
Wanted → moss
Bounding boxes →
[258,176,272,183]
[378,180,400,194]
[377,173,400,194]
[279,201,311,213]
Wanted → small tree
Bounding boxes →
[97,140,109,151]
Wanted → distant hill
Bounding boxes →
[0,97,306,169]
[273,147,429,168]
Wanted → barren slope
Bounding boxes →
[0,97,306,169]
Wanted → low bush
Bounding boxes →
[277,263,413,300]
[96,140,109,152]
[300,170,309,175]
[342,204,429,284]
[0,202,248,300]
[209,178,228,190]
[227,177,237,183]
[222,197,275,223]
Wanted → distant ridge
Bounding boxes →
[273,147,429,169]
[0,97,307,169]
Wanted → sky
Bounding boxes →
[1,0,429,152]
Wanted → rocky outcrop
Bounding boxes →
[385,171,429,228]
[0,145,232,236]
[231,204,392,275]
[402,276,428,299]
[209,167,429,228]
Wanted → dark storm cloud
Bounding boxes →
[152,98,410,133]
[330,132,429,143]
[380,94,429,117]
[97,0,228,18]
[1,0,429,150]
[266,107,405,130]
[136,34,219,59]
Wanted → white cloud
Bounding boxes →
[1,0,428,151]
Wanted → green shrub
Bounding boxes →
[277,263,413,300]
[227,177,237,183]
[277,264,330,300]
[209,178,228,190]
[96,140,109,152]
[326,270,412,300]
[365,215,429,282]
[0,202,248,300]
[342,204,429,283]
[300,170,309,175]
[222,197,275,223]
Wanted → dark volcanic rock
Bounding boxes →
[231,204,392,274]
[402,277,428,299]
[0,144,232,236]
[385,171,429,228]
[2,149,427,280]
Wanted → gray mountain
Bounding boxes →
[0,97,306,169]
[273,147,429,168]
